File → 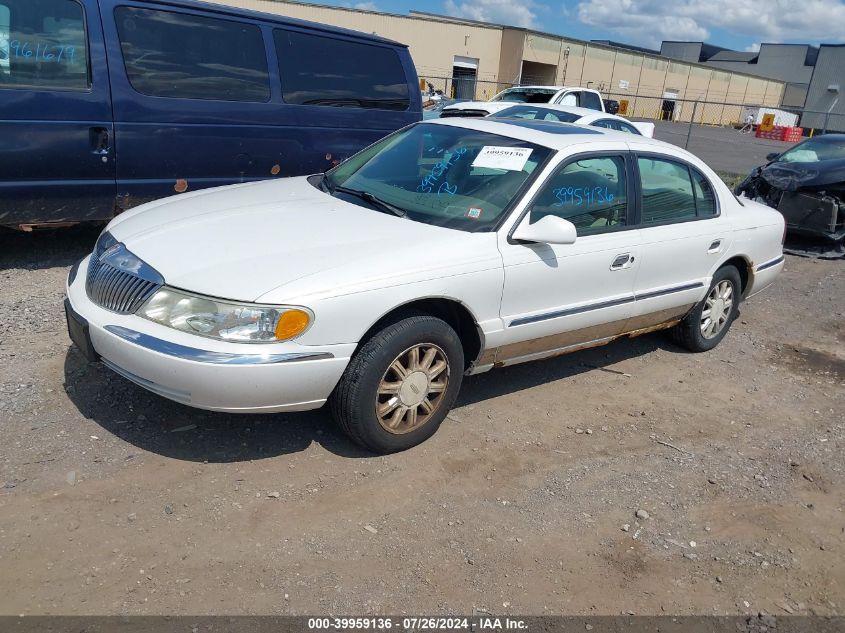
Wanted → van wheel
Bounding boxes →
[671,265,741,352]
[330,315,464,454]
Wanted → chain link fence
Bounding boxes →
[419,76,842,174]
[601,91,845,139]
[419,75,515,102]
[418,75,844,137]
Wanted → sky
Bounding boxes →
[326,0,845,51]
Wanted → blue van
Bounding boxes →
[0,0,421,228]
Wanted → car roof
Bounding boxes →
[500,85,594,92]
[494,104,641,128]
[426,117,674,152]
[497,104,609,119]
[800,133,845,143]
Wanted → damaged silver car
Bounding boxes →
[736,134,845,252]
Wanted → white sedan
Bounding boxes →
[489,103,656,137]
[65,118,785,453]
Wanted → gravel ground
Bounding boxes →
[0,226,842,616]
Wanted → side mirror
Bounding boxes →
[512,214,577,245]
[765,152,780,162]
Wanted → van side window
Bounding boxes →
[0,0,89,91]
[274,30,409,110]
[115,7,270,102]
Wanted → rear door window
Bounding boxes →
[638,156,718,224]
[616,121,641,135]
[0,0,89,91]
[114,6,270,102]
[274,29,409,110]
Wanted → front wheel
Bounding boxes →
[330,315,464,453]
[671,266,742,352]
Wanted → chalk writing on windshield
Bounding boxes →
[552,186,615,207]
[438,182,457,197]
[8,41,77,64]
[417,147,467,194]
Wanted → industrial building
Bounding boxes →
[214,0,786,125]
[661,41,818,108]
[661,41,844,131]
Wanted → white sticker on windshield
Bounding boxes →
[471,146,533,171]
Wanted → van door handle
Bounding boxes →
[708,239,723,253]
[89,127,110,155]
[610,253,634,270]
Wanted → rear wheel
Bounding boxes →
[672,265,741,352]
[330,315,464,453]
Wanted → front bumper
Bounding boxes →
[65,255,353,413]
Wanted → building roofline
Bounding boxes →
[190,0,408,45]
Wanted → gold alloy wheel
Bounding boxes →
[375,343,450,434]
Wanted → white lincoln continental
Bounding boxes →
[65,118,785,453]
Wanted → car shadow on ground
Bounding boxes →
[0,225,101,271]
[63,331,686,462]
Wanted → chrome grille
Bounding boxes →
[86,233,163,314]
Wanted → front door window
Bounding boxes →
[529,155,628,235]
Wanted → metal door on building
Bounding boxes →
[452,55,478,100]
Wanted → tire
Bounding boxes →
[671,265,742,353]
[330,315,464,454]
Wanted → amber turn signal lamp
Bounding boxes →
[275,309,311,340]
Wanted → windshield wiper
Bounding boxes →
[318,172,333,193]
[333,185,408,218]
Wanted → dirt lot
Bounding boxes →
[0,227,842,617]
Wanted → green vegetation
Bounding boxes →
[716,171,745,191]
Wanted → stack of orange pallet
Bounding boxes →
[755,126,804,142]
[782,126,803,142]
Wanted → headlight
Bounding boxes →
[139,287,312,343]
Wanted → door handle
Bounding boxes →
[610,253,634,270]
[708,239,723,253]
[89,127,110,155]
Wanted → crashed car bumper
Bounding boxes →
[776,191,845,241]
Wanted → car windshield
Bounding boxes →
[324,123,552,232]
[492,105,581,123]
[778,137,845,163]
[490,88,557,103]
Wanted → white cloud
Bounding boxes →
[745,42,761,52]
[576,0,845,48]
[444,0,541,28]
[354,1,379,9]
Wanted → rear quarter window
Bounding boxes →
[115,7,270,102]
[0,0,89,91]
[581,91,603,111]
[274,29,409,110]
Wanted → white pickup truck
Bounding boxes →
[441,85,606,117]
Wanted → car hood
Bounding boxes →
[760,159,845,191]
[106,177,497,303]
